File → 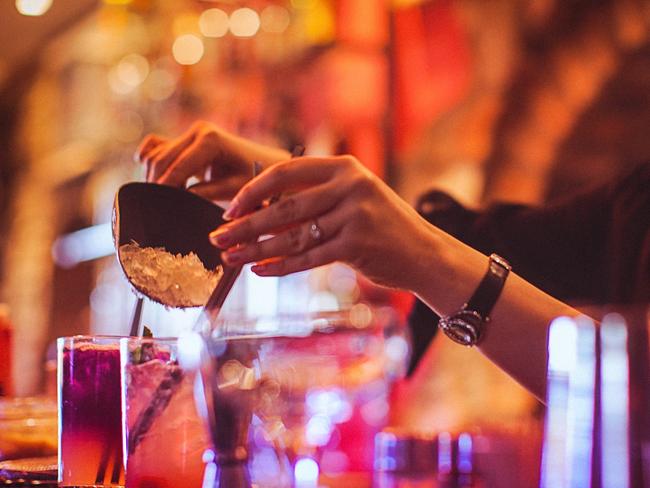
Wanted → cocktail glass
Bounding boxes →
[184,307,408,487]
[120,336,210,488]
[57,335,125,487]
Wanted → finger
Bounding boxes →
[251,237,341,277]
[187,177,244,202]
[149,129,198,182]
[158,138,218,187]
[226,156,344,219]
[135,134,165,163]
[220,207,342,267]
[143,143,169,181]
[210,181,344,249]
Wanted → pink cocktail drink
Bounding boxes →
[122,337,209,488]
[57,336,125,487]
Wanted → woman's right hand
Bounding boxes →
[135,121,291,201]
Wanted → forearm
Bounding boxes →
[412,227,581,400]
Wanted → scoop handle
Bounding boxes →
[202,265,242,321]
[199,145,305,324]
[128,297,144,337]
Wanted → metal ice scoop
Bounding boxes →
[112,182,229,317]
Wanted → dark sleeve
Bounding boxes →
[407,161,650,373]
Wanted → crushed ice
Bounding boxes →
[119,242,223,308]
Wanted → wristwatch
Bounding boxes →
[438,253,511,346]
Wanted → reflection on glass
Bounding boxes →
[600,313,630,488]
[182,308,407,487]
[540,316,596,488]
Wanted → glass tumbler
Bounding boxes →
[57,335,125,487]
[120,336,210,488]
[186,307,409,487]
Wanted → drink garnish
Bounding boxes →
[129,326,156,365]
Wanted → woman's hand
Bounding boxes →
[135,121,290,201]
[209,155,441,291]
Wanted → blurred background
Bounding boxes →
[0,0,649,453]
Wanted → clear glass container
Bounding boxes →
[120,336,210,488]
[182,307,409,488]
[57,335,125,487]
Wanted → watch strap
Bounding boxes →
[438,253,511,347]
[466,253,511,320]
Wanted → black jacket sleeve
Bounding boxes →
[408,161,650,373]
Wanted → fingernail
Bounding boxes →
[251,263,268,274]
[223,249,243,265]
[209,228,232,248]
[223,199,240,220]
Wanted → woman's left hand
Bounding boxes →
[209,155,440,291]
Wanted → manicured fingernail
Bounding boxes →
[209,228,232,248]
[223,249,243,265]
[223,199,240,220]
[251,263,268,274]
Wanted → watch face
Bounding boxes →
[439,310,484,346]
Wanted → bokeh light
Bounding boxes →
[360,394,389,426]
[144,67,177,101]
[15,0,52,16]
[172,34,204,65]
[349,303,372,328]
[308,291,339,312]
[229,8,260,38]
[294,458,319,486]
[108,67,132,95]
[199,8,229,38]
[260,5,291,34]
[115,53,149,88]
[305,415,333,446]
[320,450,349,475]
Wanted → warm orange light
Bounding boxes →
[145,68,177,101]
[116,54,149,87]
[173,12,200,37]
[260,5,291,34]
[108,54,149,95]
[391,0,427,7]
[291,0,316,8]
[172,34,204,65]
[229,8,260,38]
[15,0,52,16]
[199,8,229,38]
[301,0,335,44]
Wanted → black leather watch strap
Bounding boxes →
[439,253,511,346]
[466,254,511,320]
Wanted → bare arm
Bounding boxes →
[207,154,582,400]
[134,124,588,399]
[411,227,580,399]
